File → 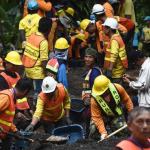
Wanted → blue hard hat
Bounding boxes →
[90,14,96,21]
[28,0,38,10]
[144,16,150,21]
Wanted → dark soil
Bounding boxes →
[27,136,126,150]
[71,101,85,111]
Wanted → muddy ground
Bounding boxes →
[23,63,139,150]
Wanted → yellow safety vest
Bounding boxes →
[92,83,122,116]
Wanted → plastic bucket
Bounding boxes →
[16,131,33,148]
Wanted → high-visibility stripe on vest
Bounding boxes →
[38,83,66,122]
[116,139,150,150]
[0,72,29,110]
[68,37,80,58]
[92,83,122,116]
[82,67,102,100]
[104,34,128,69]
[22,33,46,68]
[46,58,68,81]
[0,89,15,139]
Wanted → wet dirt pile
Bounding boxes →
[71,101,85,111]
[27,136,126,150]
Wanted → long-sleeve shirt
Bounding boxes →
[0,93,17,132]
[110,39,126,78]
[33,87,70,122]
[129,58,150,107]
[91,84,133,135]
[22,0,52,18]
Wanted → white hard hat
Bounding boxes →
[91,4,105,15]
[102,18,118,29]
[41,77,57,93]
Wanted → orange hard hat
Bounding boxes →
[0,58,5,70]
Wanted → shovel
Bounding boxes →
[0,126,34,142]
[98,124,128,142]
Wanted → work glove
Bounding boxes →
[49,52,54,59]
[14,131,24,140]
[100,133,108,141]
[25,124,34,132]
[107,70,112,79]
[65,117,72,126]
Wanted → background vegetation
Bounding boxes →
[0,0,150,56]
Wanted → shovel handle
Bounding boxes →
[3,131,34,142]
[98,124,128,143]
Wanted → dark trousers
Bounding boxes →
[110,78,123,86]
[1,135,13,150]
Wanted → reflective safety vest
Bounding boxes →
[46,58,68,81]
[22,33,46,68]
[82,67,102,100]
[104,34,128,69]
[0,72,29,110]
[38,83,66,122]
[116,139,150,150]
[0,89,15,139]
[92,83,122,116]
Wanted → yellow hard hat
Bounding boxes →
[74,34,86,41]
[5,51,22,65]
[54,38,69,50]
[66,7,74,17]
[92,75,110,95]
[80,19,91,31]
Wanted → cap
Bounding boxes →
[28,0,38,10]
[144,16,150,21]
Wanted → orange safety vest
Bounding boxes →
[46,58,68,80]
[38,83,66,122]
[68,37,80,58]
[0,72,29,110]
[22,33,46,68]
[96,22,102,53]
[82,67,102,100]
[114,16,135,31]
[116,140,150,150]
[104,34,128,69]
[0,90,15,139]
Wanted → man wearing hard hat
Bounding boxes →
[90,75,133,141]
[25,76,71,133]
[46,38,69,90]
[102,18,128,84]
[19,0,41,48]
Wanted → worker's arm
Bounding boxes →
[10,124,17,132]
[32,97,44,126]
[118,23,127,34]
[116,84,133,113]
[124,0,132,20]
[40,40,49,75]
[0,75,9,90]
[0,94,10,112]
[37,1,52,12]
[91,97,107,135]
[57,64,68,90]
[19,30,26,42]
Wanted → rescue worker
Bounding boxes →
[65,7,74,20]
[133,22,140,50]
[90,75,133,140]
[0,51,33,126]
[22,17,52,106]
[48,15,71,59]
[68,33,86,59]
[117,0,136,23]
[97,0,114,17]
[141,16,150,56]
[19,0,41,49]
[114,106,150,150]
[46,38,69,90]
[82,48,102,137]
[22,0,52,18]
[102,18,128,84]
[25,76,71,133]
[0,78,32,150]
